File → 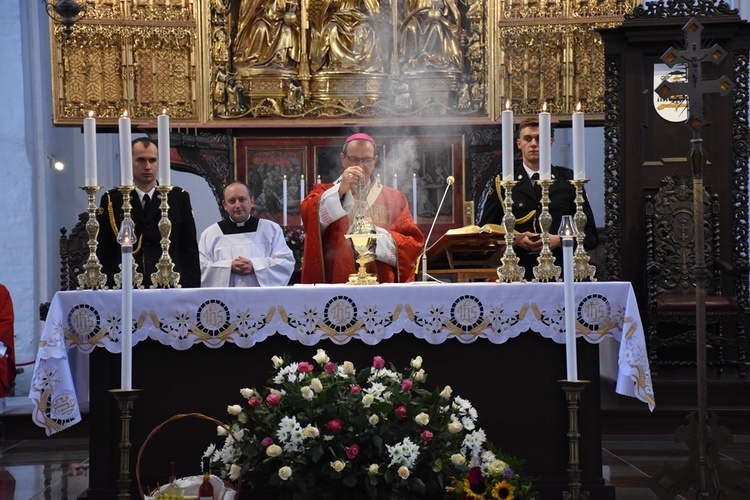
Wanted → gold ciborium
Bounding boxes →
[344,179,381,285]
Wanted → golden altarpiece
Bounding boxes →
[48,0,638,237]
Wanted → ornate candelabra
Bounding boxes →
[560,380,590,500]
[345,178,381,285]
[114,186,143,289]
[533,179,561,282]
[496,181,525,282]
[77,185,108,290]
[569,179,597,282]
[150,185,181,288]
[109,389,142,499]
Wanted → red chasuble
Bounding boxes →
[300,183,424,284]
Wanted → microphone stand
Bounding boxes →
[421,176,454,282]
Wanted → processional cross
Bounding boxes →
[650,18,750,500]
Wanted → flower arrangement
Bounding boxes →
[205,351,535,500]
[284,226,305,270]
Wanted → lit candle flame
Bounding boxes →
[88,110,94,118]
[122,110,129,118]
[505,99,511,110]
[542,102,547,112]
[576,102,582,112]
[162,108,167,115]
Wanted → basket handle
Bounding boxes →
[135,412,240,498]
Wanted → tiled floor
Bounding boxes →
[1,398,749,499]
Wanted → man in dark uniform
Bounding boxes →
[475,117,598,280]
[96,137,201,288]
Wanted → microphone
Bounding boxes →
[421,175,455,282]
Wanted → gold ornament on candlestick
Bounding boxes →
[569,179,597,282]
[496,181,525,282]
[77,185,108,290]
[114,186,143,289]
[345,178,381,285]
[533,179,561,282]
[150,185,181,288]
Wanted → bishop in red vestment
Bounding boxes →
[300,134,424,284]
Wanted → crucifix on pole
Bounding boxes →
[650,17,750,500]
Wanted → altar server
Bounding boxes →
[199,181,295,287]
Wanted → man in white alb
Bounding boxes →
[199,182,295,287]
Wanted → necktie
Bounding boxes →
[143,194,151,212]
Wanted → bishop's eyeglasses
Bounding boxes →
[345,156,376,165]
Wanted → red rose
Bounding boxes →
[325,362,335,374]
[401,379,413,392]
[266,393,281,407]
[420,430,433,442]
[372,356,385,370]
[468,466,484,485]
[261,436,274,447]
[327,418,342,434]
[298,361,314,373]
[249,396,262,408]
[346,444,360,459]
[395,406,407,419]
[350,385,361,394]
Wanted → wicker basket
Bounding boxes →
[136,412,241,500]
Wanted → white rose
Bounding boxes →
[450,453,466,466]
[266,444,283,457]
[410,356,423,369]
[227,404,242,416]
[331,460,345,472]
[342,361,355,375]
[369,414,379,426]
[369,464,380,475]
[448,421,463,434]
[362,394,374,407]
[216,426,228,437]
[313,349,329,366]
[301,386,314,401]
[414,412,430,426]
[278,466,293,480]
[398,466,410,479]
[414,369,426,382]
[240,388,255,399]
[489,460,509,478]
[229,464,242,481]
[304,426,320,438]
[439,385,452,399]
[272,355,284,368]
[311,378,323,393]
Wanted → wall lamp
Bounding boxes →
[48,156,65,172]
[42,0,87,41]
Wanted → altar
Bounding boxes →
[30,282,654,499]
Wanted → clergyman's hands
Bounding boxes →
[514,232,562,253]
[231,256,254,275]
[338,165,366,197]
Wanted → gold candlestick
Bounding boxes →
[569,179,597,282]
[533,179,561,282]
[150,185,181,288]
[496,180,525,282]
[114,186,143,290]
[77,185,108,290]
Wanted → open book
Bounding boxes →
[444,223,506,237]
[425,224,509,270]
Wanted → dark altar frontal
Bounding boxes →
[83,333,614,499]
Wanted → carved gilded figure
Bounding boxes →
[310,0,385,73]
[233,0,300,71]
[399,0,462,73]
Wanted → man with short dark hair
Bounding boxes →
[97,137,201,288]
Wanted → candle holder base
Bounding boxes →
[150,185,181,289]
[109,388,143,499]
[497,180,525,282]
[113,185,144,289]
[77,185,108,290]
[559,380,590,500]
[533,179,561,282]
[569,179,597,282]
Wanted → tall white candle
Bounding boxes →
[157,110,171,186]
[393,174,398,190]
[539,104,551,180]
[83,111,97,187]
[412,173,417,223]
[121,250,133,390]
[560,215,577,381]
[300,174,305,200]
[502,101,514,182]
[572,103,585,180]
[282,175,288,226]
[118,111,133,186]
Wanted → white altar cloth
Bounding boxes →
[30,282,655,435]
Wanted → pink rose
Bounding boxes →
[298,361,314,373]
[350,385,361,394]
[372,356,385,370]
[346,444,360,459]
[266,393,281,407]
[401,379,413,392]
[421,430,433,442]
[249,396,262,408]
[326,418,342,434]
[261,437,274,447]
[395,406,407,419]
[325,362,335,374]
